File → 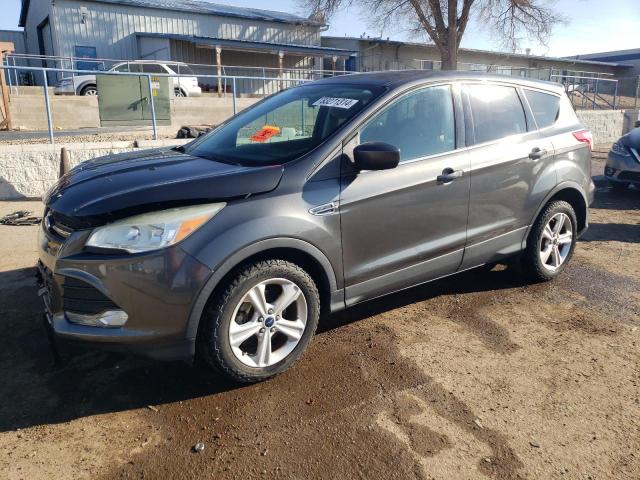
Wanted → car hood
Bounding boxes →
[45,148,284,226]
[619,127,640,148]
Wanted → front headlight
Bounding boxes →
[86,203,225,253]
[611,141,631,157]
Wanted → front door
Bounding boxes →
[340,84,470,306]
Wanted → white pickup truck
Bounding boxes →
[54,60,202,97]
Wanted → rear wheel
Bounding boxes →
[197,260,320,383]
[174,88,186,97]
[522,200,577,281]
[81,85,98,96]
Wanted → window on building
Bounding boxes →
[74,46,98,71]
[360,85,456,163]
[466,84,527,144]
[523,89,561,129]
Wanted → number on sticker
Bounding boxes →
[312,97,359,109]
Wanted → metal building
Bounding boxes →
[18,0,354,86]
[322,36,631,78]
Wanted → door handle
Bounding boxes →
[529,147,548,160]
[437,168,463,183]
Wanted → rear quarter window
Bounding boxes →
[524,90,560,129]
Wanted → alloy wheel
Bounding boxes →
[228,278,308,368]
[539,212,573,272]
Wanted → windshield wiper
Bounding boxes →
[172,145,186,153]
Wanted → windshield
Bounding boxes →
[186,83,383,165]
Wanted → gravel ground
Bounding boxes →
[0,156,638,480]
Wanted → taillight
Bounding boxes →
[572,129,593,151]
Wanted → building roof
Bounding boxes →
[20,0,323,28]
[570,48,640,63]
[137,32,355,57]
[322,36,630,69]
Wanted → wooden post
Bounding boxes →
[0,42,15,131]
[278,51,284,91]
[215,46,222,97]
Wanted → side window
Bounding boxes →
[360,85,455,163]
[523,89,560,129]
[466,84,527,144]
[112,64,130,72]
[141,63,166,74]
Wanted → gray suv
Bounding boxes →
[38,71,595,383]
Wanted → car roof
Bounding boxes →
[310,70,565,94]
[114,60,189,65]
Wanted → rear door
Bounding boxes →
[340,84,470,306]
[460,83,556,269]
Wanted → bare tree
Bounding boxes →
[300,0,564,70]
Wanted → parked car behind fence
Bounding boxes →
[54,60,202,97]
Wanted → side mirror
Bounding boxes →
[353,142,400,171]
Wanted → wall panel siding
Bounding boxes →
[0,30,27,53]
[51,0,321,61]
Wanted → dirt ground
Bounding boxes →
[0,157,638,480]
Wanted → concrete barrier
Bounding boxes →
[10,95,100,130]
[576,110,625,145]
[0,139,189,200]
[8,94,259,131]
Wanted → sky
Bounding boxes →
[1,0,638,57]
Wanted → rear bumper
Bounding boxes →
[187,87,202,97]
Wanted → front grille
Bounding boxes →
[44,210,75,240]
[61,276,119,315]
[618,171,640,183]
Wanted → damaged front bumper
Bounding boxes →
[37,222,213,361]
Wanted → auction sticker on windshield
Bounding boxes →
[312,97,359,109]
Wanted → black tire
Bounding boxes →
[521,200,577,282]
[196,260,320,383]
[174,88,186,97]
[610,181,629,192]
[81,85,98,96]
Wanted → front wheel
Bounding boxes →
[522,200,577,282]
[197,260,320,383]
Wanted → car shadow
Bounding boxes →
[0,262,529,433]
[591,184,640,211]
[581,222,640,243]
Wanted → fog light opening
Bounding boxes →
[66,310,129,328]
